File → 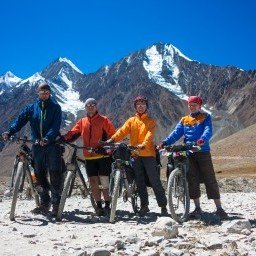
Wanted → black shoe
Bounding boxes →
[138,206,150,217]
[51,205,59,217]
[95,207,105,216]
[161,206,168,216]
[215,208,228,220]
[31,205,50,215]
[104,206,111,216]
[189,207,202,219]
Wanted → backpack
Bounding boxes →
[112,143,131,161]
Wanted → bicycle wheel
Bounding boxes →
[56,171,74,221]
[25,164,40,207]
[167,167,190,223]
[10,161,24,221]
[131,180,140,214]
[10,157,19,188]
[109,170,121,223]
[77,166,97,210]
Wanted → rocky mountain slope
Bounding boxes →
[0,42,256,177]
[211,123,256,177]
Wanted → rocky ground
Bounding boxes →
[0,178,256,256]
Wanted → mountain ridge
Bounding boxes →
[0,42,256,177]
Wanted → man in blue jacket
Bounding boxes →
[3,83,62,216]
[160,96,228,219]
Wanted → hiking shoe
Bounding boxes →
[31,205,50,215]
[138,206,150,217]
[104,206,111,216]
[95,207,105,216]
[215,208,228,219]
[4,189,13,197]
[189,207,202,219]
[161,206,168,216]
[51,205,59,217]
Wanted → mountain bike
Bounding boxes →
[100,142,140,223]
[161,143,200,223]
[0,135,40,221]
[56,141,97,221]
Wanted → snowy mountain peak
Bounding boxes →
[143,44,195,107]
[163,43,191,61]
[0,71,22,85]
[19,72,45,87]
[58,57,83,74]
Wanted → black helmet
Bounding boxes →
[134,95,148,108]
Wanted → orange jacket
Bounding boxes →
[64,113,115,158]
[111,112,156,157]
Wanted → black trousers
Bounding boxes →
[32,144,63,206]
[188,152,220,199]
[133,156,167,208]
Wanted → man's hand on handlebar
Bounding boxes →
[137,144,145,150]
[2,132,10,141]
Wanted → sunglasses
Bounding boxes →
[38,90,50,95]
[86,103,96,107]
[136,102,147,106]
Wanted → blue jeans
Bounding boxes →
[32,144,63,206]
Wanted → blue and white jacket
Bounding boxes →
[162,112,212,152]
[8,97,62,143]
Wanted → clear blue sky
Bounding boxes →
[1,0,256,78]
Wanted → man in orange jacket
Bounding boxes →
[107,96,167,216]
[62,98,115,216]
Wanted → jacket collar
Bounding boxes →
[190,111,201,118]
[136,112,148,119]
[37,97,52,108]
[87,111,99,120]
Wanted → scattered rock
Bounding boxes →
[152,217,178,239]
[23,233,37,238]
[91,248,111,256]
[115,240,125,250]
[240,228,251,235]
[163,247,183,256]
[222,219,252,234]
[70,234,77,239]
[125,234,140,244]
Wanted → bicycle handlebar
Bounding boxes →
[60,141,107,154]
[160,143,201,153]
[0,135,33,144]
[99,141,139,151]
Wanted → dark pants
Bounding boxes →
[32,144,63,206]
[188,152,220,199]
[133,156,167,208]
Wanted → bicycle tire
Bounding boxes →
[56,171,74,221]
[10,162,24,221]
[131,180,140,214]
[167,167,190,223]
[67,174,76,197]
[109,170,121,223]
[10,157,19,188]
[24,164,40,206]
[76,166,97,210]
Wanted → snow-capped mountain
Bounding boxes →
[0,43,256,143]
[0,71,22,95]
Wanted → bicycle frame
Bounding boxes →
[101,142,139,223]
[56,142,96,221]
[109,159,134,199]
[6,136,40,221]
[162,144,200,223]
